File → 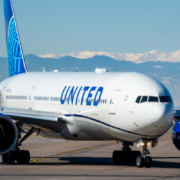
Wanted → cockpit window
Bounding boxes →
[148,96,159,102]
[160,96,173,103]
[159,96,168,103]
[141,96,148,103]
[167,96,173,103]
[136,96,142,103]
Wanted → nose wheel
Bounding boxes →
[136,156,152,168]
[136,139,153,168]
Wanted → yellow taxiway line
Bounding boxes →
[32,141,116,163]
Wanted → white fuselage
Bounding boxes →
[0,72,174,142]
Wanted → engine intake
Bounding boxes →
[0,114,18,154]
[172,120,180,151]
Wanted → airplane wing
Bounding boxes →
[0,107,70,138]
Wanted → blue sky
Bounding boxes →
[0,0,180,57]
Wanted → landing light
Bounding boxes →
[140,141,150,146]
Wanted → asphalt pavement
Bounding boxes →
[0,127,180,180]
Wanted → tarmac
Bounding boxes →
[0,127,180,180]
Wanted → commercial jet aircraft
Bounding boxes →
[0,0,174,168]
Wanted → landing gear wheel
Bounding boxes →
[136,156,144,168]
[17,150,30,164]
[134,151,141,158]
[8,151,15,164]
[2,153,8,163]
[120,151,127,164]
[112,151,129,164]
[129,151,141,164]
[145,156,152,168]
[2,151,15,164]
[112,150,120,164]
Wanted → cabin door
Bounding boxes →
[109,90,120,114]
[28,87,36,110]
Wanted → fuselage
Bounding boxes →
[0,71,174,142]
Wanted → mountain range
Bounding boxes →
[39,50,180,63]
[0,54,180,105]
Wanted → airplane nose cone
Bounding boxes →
[150,103,174,127]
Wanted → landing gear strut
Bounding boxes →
[2,123,37,164]
[112,141,141,165]
[136,139,152,168]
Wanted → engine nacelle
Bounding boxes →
[0,114,18,154]
[172,120,180,151]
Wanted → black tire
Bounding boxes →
[120,151,127,164]
[134,151,141,163]
[112,150,120,164]
[2,151,15,164]
[8,151,15,164]
[2,153,8,163]
[145,156,152,168]
[127,151,141,164]
[23,151,30,164]
[135,151,141,158]
[136,156,144,168]
[17,150,30,164]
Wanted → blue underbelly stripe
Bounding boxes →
[65,114,162,138]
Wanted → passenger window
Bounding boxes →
[136,96,142,103]
[148,96,159,102]
[141,96,148,103]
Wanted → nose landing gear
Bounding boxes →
[136,139,152,168]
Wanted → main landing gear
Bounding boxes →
[2,123,37,164]
[112,142,141,165]
[112,140,152,168]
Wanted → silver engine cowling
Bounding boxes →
[0,115,18,154]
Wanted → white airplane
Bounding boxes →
[0,0,174,168]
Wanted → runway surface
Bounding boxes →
[0,127,180,179]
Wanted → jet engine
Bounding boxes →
[172,120,180,151]
[0,114,18,154]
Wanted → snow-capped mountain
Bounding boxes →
[39,50,180,63]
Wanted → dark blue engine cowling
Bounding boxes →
[172,120,180,151]
[0,114,18,154]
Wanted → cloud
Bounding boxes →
[174,85,179,89]
[148,73,157,76]
[163,80,170,84]
[163,77,172,79]
[154,66,163,68]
